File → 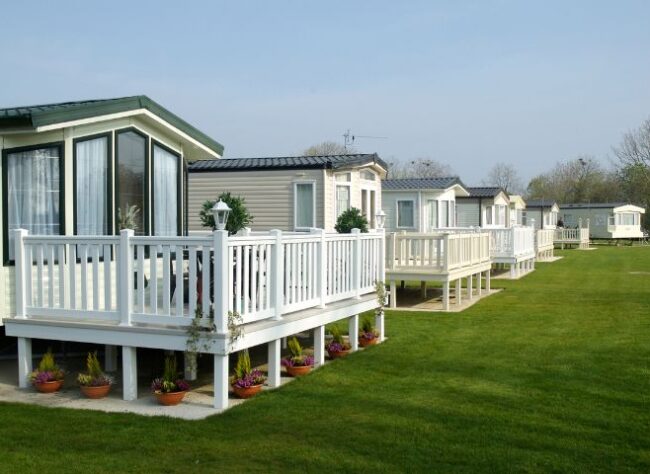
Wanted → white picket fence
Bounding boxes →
[535,229,555,253]
[387,231,491,272]
[488,226,535,259]
[12,228,384,333]
[554,227,589,244]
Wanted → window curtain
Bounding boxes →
[440,201,449,227]
[295,183,314,228]
[428,200,438,228]
[398,201,414,227]
[7,147,60,259]
[76,137,108,235]
[449,201,455,227]
[336,185,350,216]
[153,145,178,236]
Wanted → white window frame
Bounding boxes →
[396,199,416,229]
[293,180,316,231]
[485,205,493,226]
[428,199,439,229]
[360,169,376,181]
[335,174,352,217]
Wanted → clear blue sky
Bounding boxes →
[1,1,649,184]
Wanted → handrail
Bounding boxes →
[12,228,385,332]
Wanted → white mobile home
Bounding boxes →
[524,200,559,229]
[188,154,387,232]
[456,187,511,228]
[509,195,526,226]
[560,203,646,239]
[0,96,223,320]
[1,98,386,411]
[381,177,469,233]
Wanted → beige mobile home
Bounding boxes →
[509,195,526,226]
[188,154,387,232]
[524,200,559,229]
[560,203,646,239]
[0,96,223,321]
[456,187,511,228]
[381,177,470,232]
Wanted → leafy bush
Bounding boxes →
[199,192,254,235]
[231,350,266,388]
[282,337,314,367]
[325,325,351,352]
[30,348,64,383]
[77,352,112,387]
[335,207,369,234]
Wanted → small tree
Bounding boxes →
[335,208,369,233]
[199,192,254,235]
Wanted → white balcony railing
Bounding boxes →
[488,226,536,259]
[12,228,384,333]
[387,231,491,273]
[554,227,589,243]
[535,229,555,252]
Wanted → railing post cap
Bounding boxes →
[12,228,28,236]
[269,228,282,236]
[351,228,361,235]
[120,228,134,236]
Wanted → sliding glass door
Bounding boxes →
[116,130,147,234]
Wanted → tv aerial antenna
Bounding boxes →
[343,129,387,151]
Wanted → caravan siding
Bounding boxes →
[188,169,325,232]
[457,198,480,227]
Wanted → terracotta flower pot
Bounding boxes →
[286,364,312,377]
[327,348,350,359]
[359,336,378,347]
[232,383,263,399]
[34,380,63,393]
[154,390,187,406]
[80,384,111,399]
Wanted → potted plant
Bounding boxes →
[151,355,190,406]
[359,316,379,347]
[77,352,113,399]
[281,337,314,377]
[325,325,351,359]
[231,350,266,398]
[30,349,65,393]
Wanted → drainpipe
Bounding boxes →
[478,197,483,226]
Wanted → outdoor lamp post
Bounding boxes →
[375,209,386,229]
[211,199,231,231]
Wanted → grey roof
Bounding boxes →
[560,202,641,209]
[0,96,224,155]
[463,187,507,198]
[382,177,465,191]
[526,199,558,208]
[188,153,387,172]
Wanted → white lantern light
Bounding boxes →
[375,209,386,229]
[211,199,231,231]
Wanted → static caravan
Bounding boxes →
[456,187,511,228]
[509,195,526,226]
[0,96,223,320]
[188,154,387,232]
[560,203,646,239]
[381,177,470,233]
[524,200,559,230]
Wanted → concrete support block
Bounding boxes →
[213,353,229,410]
[314,325,325,367]
[122,346,138,401]
[442,281,450,311]
[184,352,197,381]
[390,280,397,309]
[267,339,281,388]
[17,337,32,389]
[348,314,359,351]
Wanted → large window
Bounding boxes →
[153,143,179,236]
[428,200,438,228]
[619,213,638,225]
[116,130,147,234]
[485,206,493,225]
[294,182,315,229]
[75,135,110,235]
[496,205,506,226]
[4,144,63,261]
[336,185,350,216]
[397,200,415,228]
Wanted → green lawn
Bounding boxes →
[1,247,649,473]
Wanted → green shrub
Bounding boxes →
[335,207,369,233]
[199,192,253,235]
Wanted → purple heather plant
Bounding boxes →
[281,355,314,368]
[360,331,378,341]
[325,341,347,353]
[232,369,266,388]
[151,378,190,393]
[32,370,64,384]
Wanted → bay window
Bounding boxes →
[116,130,147,235]
[153,143,180,236]
[3,144,63,261]
[75,135,110,235]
